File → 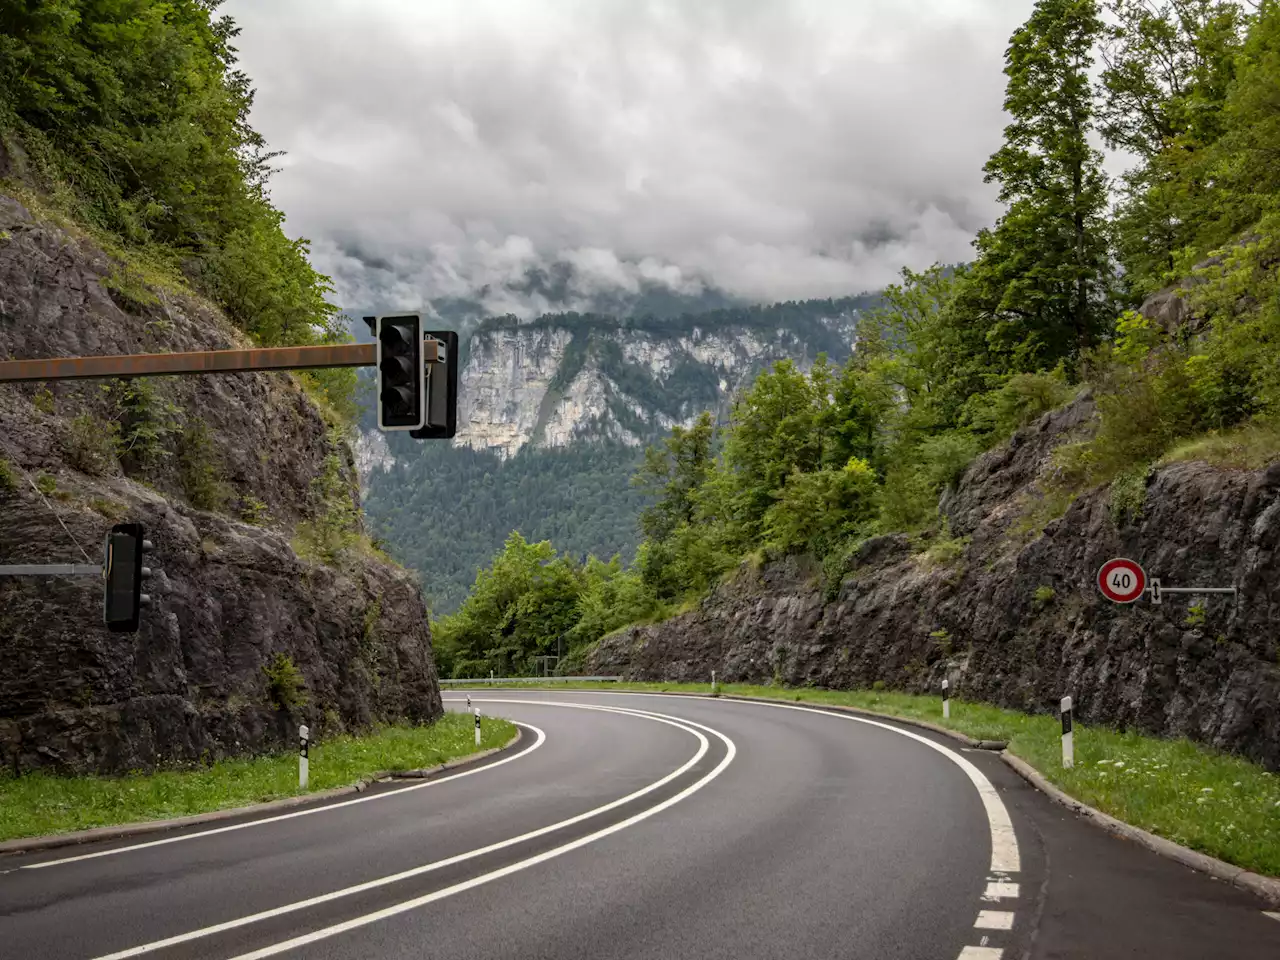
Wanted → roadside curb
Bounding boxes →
[0,727,523,858]
[1001,751,1280,907]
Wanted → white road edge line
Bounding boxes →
[88,701,727,960]
[1265,911,1280,922]
[23,723,549,871]
[217,702,736,960]
[515,691,1022,874]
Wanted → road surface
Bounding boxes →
[1,691,1276,959]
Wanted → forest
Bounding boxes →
[433,0,1280,678]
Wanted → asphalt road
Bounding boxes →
[1,691,1276,960]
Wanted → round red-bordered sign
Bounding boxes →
[1098,558,1146,604]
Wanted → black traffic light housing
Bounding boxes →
[376,314,427,431]
[364,318,458,439]
[103,522,152,633]
[411,330,459,440]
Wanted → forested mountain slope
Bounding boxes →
[359,294,879,612]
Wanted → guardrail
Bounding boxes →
[438,676,623,685]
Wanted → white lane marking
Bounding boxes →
[983,882,1019,900]
[219,707,737,960]
[1265,911,1280,922]
[974,911,1014,930]
[89,702,723,960]
[662,695,1021,874]
[957,948,1003,959]
[23,723,547,871]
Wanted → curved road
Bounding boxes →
[1,691,1276,959]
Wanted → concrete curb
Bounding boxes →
[0,727,523,858]
[1001,751,1280,907]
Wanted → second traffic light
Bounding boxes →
[376,314,427,430]
[103,522,152,633]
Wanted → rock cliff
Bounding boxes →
[0,194,442,775]
[456,302,867,458]
[589,392,1280,770]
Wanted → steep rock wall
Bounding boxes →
[589,398,1280,770]
[0,195,442,774]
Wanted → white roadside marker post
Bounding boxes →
[298,724,310,790]
[474,707,481,747]
[1061,696,1074,769]
[466,694,471,710]
[942,678,950,720]
[711,670,717,695]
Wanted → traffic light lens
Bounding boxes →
[380,323,415,355]
[380,384,415,412]
[379,355,414,380]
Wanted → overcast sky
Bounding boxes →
[222,0,1044,317]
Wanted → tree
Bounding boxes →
[633,412,716,543]
[1098,0,1248,295]
[968,0,1113,369]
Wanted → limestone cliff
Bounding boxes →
[0,195,442,775]
[456,302,867,458]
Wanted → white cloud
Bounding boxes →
[222,0,1039,314]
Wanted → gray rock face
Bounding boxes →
[0,195,442,774]
[589,400,1280,771]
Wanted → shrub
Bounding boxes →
[263,653,308,713]
[177,421,232,511]
[113,378,181,469]
[0,458,17,493]
[63,414,119,475]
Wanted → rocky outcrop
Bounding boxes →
[0,194,442,775]
[589,399,1280,771]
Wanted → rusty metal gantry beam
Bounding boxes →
[0,340,439,384]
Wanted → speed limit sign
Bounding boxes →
[1098,558,1147,604]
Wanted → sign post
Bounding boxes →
[1060,697,1074,769]
[298,724,310,790]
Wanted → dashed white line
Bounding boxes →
[957,947,1003,959]
[974,910,1015,930]
[983,882,1020,900]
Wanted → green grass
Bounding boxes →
[507,680,1280,877]
[0,712,516,842]
[1163,420,1280,471]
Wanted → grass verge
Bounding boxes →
[0,712,517,843]
[498,680,1280,877]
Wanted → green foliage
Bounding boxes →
[239,495,269,526]
[262,653,307,713]
[293,429,361,566]
[0,0,354,421]
[112,378,181,469]
[177,421,231,511]
[62,413,119,475]
[1034,585,1056,605]
[32,386,55,414]
[1185,604,1208,628]
[34,472,57,496]
[0,458,18,494]
[1109,464,1150,526]
[89,497,128,520]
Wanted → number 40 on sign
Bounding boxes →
[1097,558,1146,604]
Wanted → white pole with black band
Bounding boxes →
[1060,696,1074,768]
[299,724,310,790]
[474,707,481,747]
[942,679,950,720]
[712,670,717,695]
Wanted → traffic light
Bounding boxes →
[411,330,459,440]
[376,314,427,430]
[103,522,152,633]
